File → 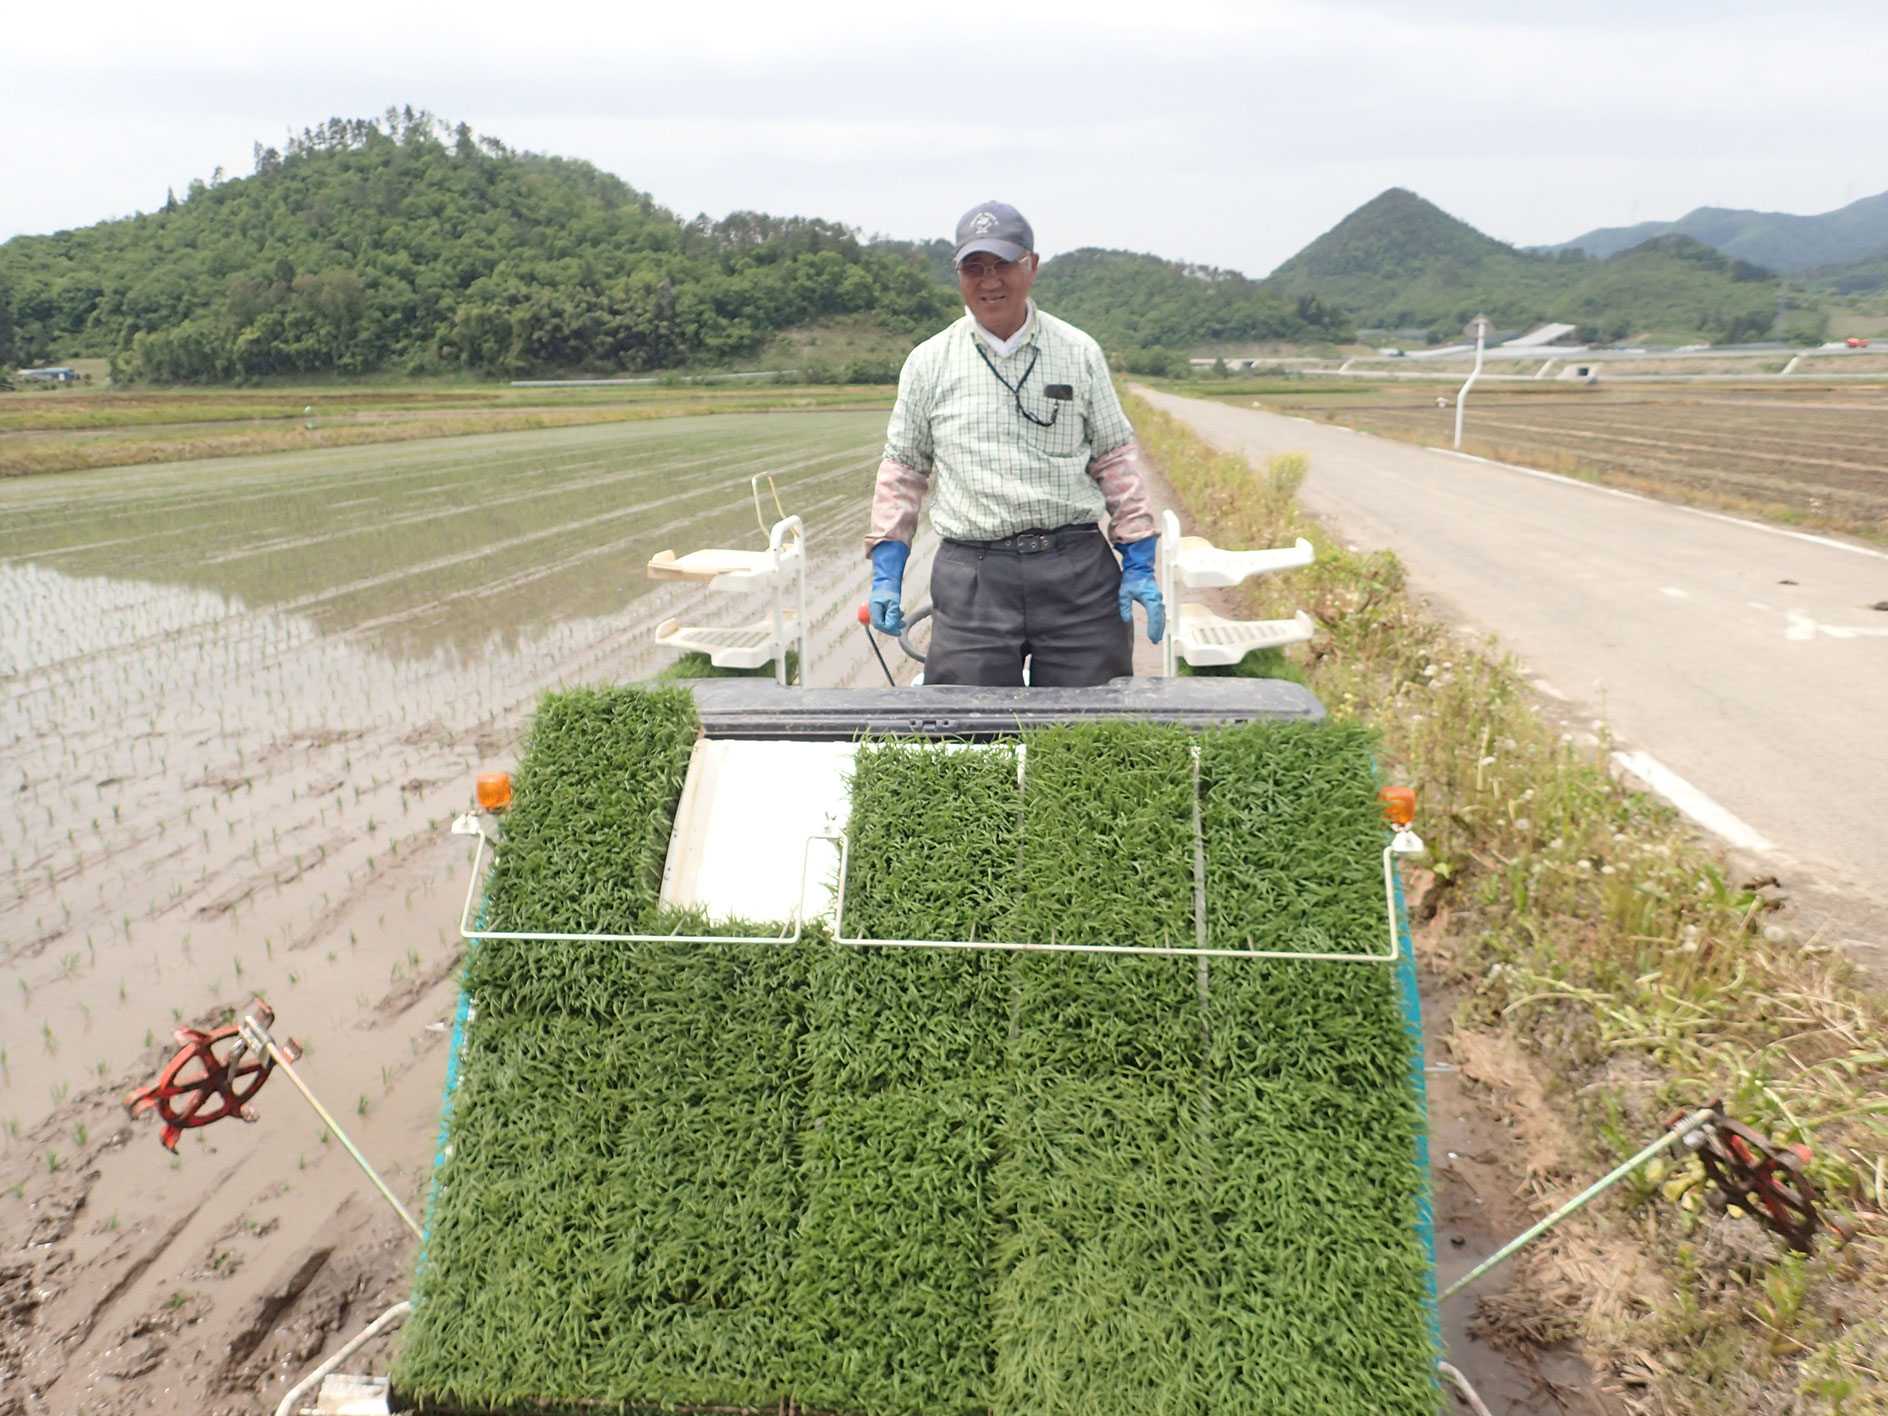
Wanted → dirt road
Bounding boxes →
[1140,386,1888,967]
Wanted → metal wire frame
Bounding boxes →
[822,830,1409,963]
[452,742,1422,962]
[823,743,1417,963]
[452,814,809,947]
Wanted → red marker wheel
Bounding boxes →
[125,999,299,1151]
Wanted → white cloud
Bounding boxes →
[5,0,1885,271]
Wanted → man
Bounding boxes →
[865,200,1163,687]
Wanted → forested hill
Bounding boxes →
[0,112,958,381]
[1031,249,1351,348]
[1549,189,1888,271]
[1272,187,1803,344]
[870,239,1353,350]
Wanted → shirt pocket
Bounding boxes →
[1020,375,1088,458]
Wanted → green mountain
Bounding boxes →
[1804,246,1888,296]
[1030,248,1351,348]
[869,240,1351,352]
[876,237,957,288]
[1551,190,1888,271]
[0,110,957,381]
[1269,188,1519,322]
[1271,188,1800,344]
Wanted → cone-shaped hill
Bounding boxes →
[1270,188,1797,343]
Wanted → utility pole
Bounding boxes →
[1454,314,1490,450]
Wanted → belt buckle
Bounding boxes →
[1015,532,1052,554]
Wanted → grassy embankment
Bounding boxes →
[0,382,895,478]
[1127,390,1888,1412]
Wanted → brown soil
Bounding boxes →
[1250,383,1888,541]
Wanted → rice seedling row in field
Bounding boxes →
[0,411,895,1149]
[401,688,1434,1414]
[1237,384,1888,537]
[0,384,897,477]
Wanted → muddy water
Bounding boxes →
[0,413,952,1413]
[2,413,911,1142]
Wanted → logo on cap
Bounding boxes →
[972,211,999,235]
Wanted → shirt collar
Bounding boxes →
[966,300,1038,358]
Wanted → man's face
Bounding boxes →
[958,251,1038,338]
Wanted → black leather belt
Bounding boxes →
[944,524,1102,554]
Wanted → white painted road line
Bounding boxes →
[1610,749,1777,856]
[1787,607,1888,640]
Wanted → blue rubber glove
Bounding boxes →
[868,540,910,636]
[1116,535,1164,644]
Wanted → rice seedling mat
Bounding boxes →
[400,686,1438,1416]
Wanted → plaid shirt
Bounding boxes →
[868,306,1155,546]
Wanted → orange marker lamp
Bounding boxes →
[1378,785,1416,828]
[476,772,513,813]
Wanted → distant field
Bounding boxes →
[0,382,896,477]
[1179,380,1888,540]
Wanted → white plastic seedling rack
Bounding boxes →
[1158,508,1316,676]
[649,473,807,686]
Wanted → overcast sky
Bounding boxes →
[7,0,1883,275]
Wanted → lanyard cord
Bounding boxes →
[972,338,1059,428]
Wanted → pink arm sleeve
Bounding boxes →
[865,457,928,549]
[1089,439,1156,544]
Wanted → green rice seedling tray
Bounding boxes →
[399,688,1436,1415]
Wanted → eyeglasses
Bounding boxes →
[958,256,1027,280]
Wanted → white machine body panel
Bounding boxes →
[659,739,855,924]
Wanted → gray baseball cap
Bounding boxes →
[953,201,1034,264]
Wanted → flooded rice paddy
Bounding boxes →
[2,412,935,1414]
[2,411,920,1143]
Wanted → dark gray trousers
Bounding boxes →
[924,527,1133,687]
